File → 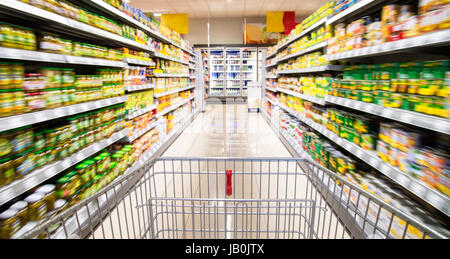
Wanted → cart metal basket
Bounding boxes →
[21,157,446,239]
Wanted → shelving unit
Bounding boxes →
[124,58,156,67]
[153,86,196,98]
[158,96,196,117]
[0,47,126,67]
[276,41,328,63]
[277,65,344,74]
[262,0,450,222]
[77,0,195,56]
[25,109,200,239]
[0,96,128,133]
[327,29,450,61]
[0,0,151,51]
[0,128,129,206]
[153,73,190,78]
[325,96,450,135]
[125,84,155,92]
[126,104,157,120]
[277,88,326,105]
[0,0,202,239]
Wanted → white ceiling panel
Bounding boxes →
[129,0,330,18]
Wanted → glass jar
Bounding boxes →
[35,184,57,212]
[61,87,75,106]
[25,91,46,112]
[41,68,61,89]
[44,146,57,165]
[94,153,110,175]
[0,63,11,89]
[12,89,25,115]
[9,200,28,227]
[61,69,75,87]
[0,89,14,117]
[0,209,21,239]
[0,155,15,187]
[24,193,47,221]
[56,173,81,201]
[34,148,47,169]
[10,63,24,88]
[12,148,35,179]
[44,129,58,149]
[44,88,62,109]
[0,130,14,159]
[10,126,33,155]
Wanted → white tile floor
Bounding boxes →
[87,104,349,239]
[162,104,292,158]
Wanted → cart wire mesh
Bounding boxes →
[22,157,446,239]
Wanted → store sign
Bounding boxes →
[161,13,189,34]
[244,23,282,44]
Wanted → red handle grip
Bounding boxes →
[226,170,232,196]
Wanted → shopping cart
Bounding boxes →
[21,157,446,239]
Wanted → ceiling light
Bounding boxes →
[154,13,162,17]
[227,0,232,3]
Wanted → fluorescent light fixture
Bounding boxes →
[227,0,232,3]
[154,13,162,17]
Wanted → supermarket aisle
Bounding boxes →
[162,104,292,157]
[91,104,347,239]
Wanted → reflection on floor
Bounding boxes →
[162,104,292,158]
[89,104,348,239]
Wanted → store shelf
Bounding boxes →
[326,0,383,25]
[126,122,157,142]
[0,0,151,52]
[265,86,278,92]
[153,73,190,78]
[266,98,278,106]
[0,128,129,207]
[79,0,193,55]
[0,96,128,133]
[152,52,189,65]
[124,58,156,66]
[268,16,329,59]
[153,86,195,98]
[125,84,154,92]
[42,110,200,240]
[126,104,157,120]
[276,41,328,63]
[158,96,195,117]
[277,102,450,217]
[266,74,278,79]
[325,96,450,135]
[265,62,278,68]
[277,65,344,74]
[327,29,450,61]
[0,47,126,67]
[278,88,326,105]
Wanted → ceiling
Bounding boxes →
[128,0,329,18]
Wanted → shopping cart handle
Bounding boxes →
[226,170,232,196]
